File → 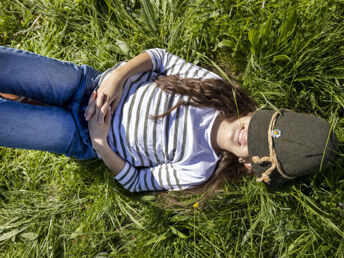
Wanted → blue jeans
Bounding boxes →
[0,46,101,159]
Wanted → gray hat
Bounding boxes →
[247,109,338,188]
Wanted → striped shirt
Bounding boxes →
[100,48,221,192]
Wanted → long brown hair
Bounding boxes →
[154,75,257,194]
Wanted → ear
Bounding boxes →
[238,158,253,171]
[242,162,253,171]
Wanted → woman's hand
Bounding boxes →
[84,52,153,124]
[88,103,126,176]
[85,69,125,124]
[88,102,112,152]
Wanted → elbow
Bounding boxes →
[127,187,137,193]
[123,183,140,193]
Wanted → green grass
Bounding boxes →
[0,0,343,256]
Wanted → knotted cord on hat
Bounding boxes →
[252,111,296,183]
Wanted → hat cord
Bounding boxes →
[252,111,296,183]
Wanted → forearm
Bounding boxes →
[106,52,153,84]
[96,143,126,176]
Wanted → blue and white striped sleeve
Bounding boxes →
[114,162,209,192]
[144,48,221,80]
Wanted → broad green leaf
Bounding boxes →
[241,216,261,246]
[218,39,236,48]
[248,29,260,56]
[116,39,130,56]
[144,234,167,246]
[0,229,19,242]
[21,232,38,241]
[273,55,291,62]
[140,0,158,33]
[260,16,272,43]
[170,226,188,239]
[278,9,297,46]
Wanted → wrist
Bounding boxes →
[92,138,110,153]
[111,67,129,83]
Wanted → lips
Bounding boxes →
[238,127,244,146]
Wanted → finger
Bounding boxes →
[95,92,105,124]
[85,91,97,120]
[88,91,97,105]
[99,99,110,124]
[110,98,120,113]
[105,106,112,125]
[85,96,96,120]
[85,103,96,121]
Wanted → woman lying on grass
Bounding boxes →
[0,46,338,192]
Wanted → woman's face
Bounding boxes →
[221,115,252,159]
